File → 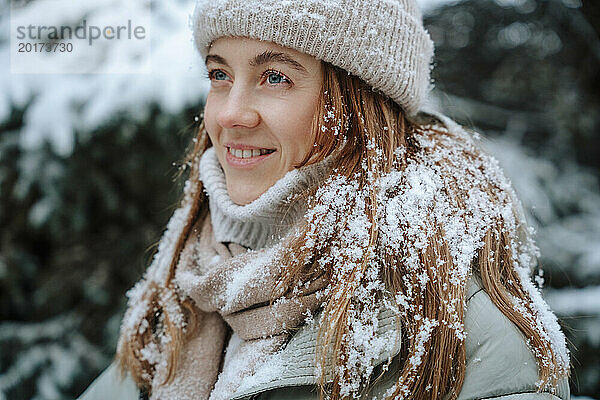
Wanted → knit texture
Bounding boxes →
[199,146,333,250]
[192,0,435,116]
[150,207,329,400]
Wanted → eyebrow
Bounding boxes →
[205,51,308,74]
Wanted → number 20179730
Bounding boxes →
[17,42,73,52]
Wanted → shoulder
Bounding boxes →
[366,276,569,400]
[409,110,494,171]
[367,277,570,400]
[76,361,140,400]
[380,109,513,217]
[411,109,472,139]
[458,276,570,400]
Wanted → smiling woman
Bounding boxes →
[203,38,323,205]
[78,0,571,400]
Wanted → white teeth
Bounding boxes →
[228,147,273,158]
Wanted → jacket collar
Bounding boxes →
[231,275,482,399]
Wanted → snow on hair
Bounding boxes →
[116,62,569,400]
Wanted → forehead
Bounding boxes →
[206,37,320,69]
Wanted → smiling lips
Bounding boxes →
[225,145,276,168]
[227,146,275,159]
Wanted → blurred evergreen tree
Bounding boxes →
[427,0,599,171]
[0,103,200,399]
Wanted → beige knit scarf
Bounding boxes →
[149,210,328,400]
[121,117,570,399]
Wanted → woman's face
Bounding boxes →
[203,37,323,205]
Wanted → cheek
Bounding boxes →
[277,99,317,157]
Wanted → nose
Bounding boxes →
[216,87,260,129]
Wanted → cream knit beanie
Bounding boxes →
[192,0,434,116]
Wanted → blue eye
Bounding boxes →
[206,69,229,82]
[213,70,227,80]
[265,70,291,85]
[267,72,284,84]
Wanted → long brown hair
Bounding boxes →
[117,61,569,399]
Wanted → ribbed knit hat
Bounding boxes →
[192,0,435,116]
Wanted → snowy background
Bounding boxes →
[0,0,598,398]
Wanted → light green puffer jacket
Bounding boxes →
[78,276,570,400]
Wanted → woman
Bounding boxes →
[79,0,571,399]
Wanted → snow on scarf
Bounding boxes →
[117,113,569,399]
[147,213,326,400]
